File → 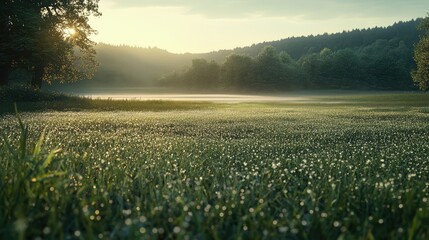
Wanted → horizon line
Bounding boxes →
[94,17,421,55]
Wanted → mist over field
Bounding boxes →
[1,1,429,239]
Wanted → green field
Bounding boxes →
[1,93,429,239]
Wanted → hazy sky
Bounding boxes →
[89,0,429,53]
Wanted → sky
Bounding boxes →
[89,0,429,53]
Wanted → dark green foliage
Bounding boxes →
[253,46,286,89]
[161,47,309,91]
[412,15,429,91]
[160,39,416,91]
[0,0,100,89]
[232,20,421,60]
[220,54,254,90]
[184,59,221,89]
[159,59,221,91]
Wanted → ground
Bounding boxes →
[0,93,428,239]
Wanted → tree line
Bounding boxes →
[50,19,426,91]
[158,37,416,91]
[157,18,429,92]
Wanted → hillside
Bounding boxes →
[53,19,422,91]
[219,19,421,60]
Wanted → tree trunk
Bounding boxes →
[31,65,44,89]
[0,66,10,86]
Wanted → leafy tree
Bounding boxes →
[0,0,101,88]
[221,54,254,90]
[317,48,334,82]
[254,46,285,89]
[278,51,304,89]
[298,53,320,86]
[183,59,220,89]
[330,49,361,87]
[412,15,429,91]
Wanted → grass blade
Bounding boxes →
[41,148,62,169]
[34,171,67,182]
[33,128,47,157]
[14,103,28,160]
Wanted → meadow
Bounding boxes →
[0,93,429,239]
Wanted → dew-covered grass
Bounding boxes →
[1,94,429,239]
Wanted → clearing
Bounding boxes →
[0,93,428,239]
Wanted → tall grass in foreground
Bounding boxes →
[0,102,429,239]
[0,105,65,240]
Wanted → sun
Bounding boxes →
[63,27,76,37]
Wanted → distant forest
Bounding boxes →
[55,19,422,91]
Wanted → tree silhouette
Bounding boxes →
[0,0,101,88]
[412,15,429,91]
[221,54,254,90]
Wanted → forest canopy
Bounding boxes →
[158,37,416,91]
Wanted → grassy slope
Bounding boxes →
[0,93,428,239]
